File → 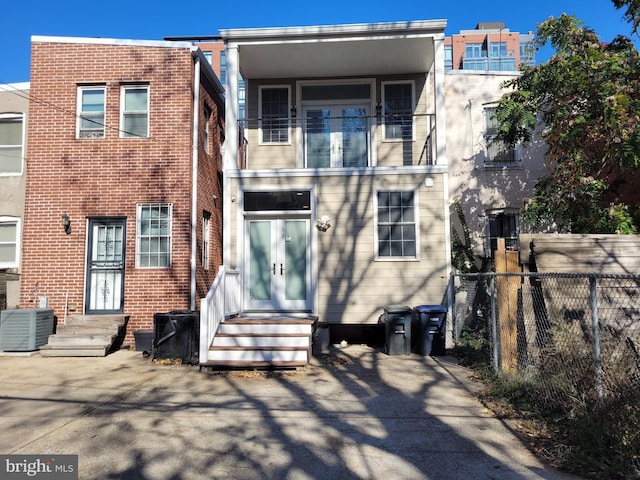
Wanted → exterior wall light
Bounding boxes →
[61,213,71,235]
[316,215,331,232]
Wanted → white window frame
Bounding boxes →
[381,81,415,142]
[483,105,521,166]
[203,104,212,154]
[136,203,172,268]
[374,188,420,261]
[0,113,25,176]
[120,85,149,138]
[202,211,211,270]
[0,216,21,268]
[77,86,105,139]
[258,85,291,145]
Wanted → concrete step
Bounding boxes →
[39,315,128,357]
[46,334,115,346]
[56,324,121,335]
[40,344,109,357]
[65,315,127,327]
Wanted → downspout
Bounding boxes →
[190,53,201,311]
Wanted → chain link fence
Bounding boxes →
[449,272,640,410]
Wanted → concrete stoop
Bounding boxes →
[40,315,128,357]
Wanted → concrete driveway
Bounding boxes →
[0,345,582,479]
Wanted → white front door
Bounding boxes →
[245,218,311,311]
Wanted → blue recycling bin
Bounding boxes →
[413,305,447,356]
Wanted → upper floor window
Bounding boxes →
[136,203,172,268]
[490,42,508,58]
[382,82,414,141]
[0,114,24,175]
[77,87,105,139]
[203,105,212,154]
[0,217,20,268]
[376,190,418,259]
[259,86,290,144]
[121,86,149,138]
[444,45,453,70]
[484,106,519,165]
[465,43,485,59]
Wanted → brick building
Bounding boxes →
[444,22,535,72]
[21,36,225,346]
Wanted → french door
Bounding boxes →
[304,104,370,168]
[85,219,125,313]
[245,218,310,311]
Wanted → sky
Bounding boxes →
[0,0,635,85]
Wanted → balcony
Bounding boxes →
[236,112,437,170]
[463,55,516,72]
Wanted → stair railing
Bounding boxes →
[199,267,241,363]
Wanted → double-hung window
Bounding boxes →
[259,86,290,144]
[77,87,105,138]
[121,85,149,138]
[0,114,24,174]
[0,217,20,268]
[203,105,212,154]
[382,82,414,141]
[484,106,519,165]
[136,203,172,268]
[376,191,418,259]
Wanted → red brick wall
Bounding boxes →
[22,39,224,345]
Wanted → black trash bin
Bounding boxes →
[378,305,413,355]
[153,310,200,365]
[413,305,447,356]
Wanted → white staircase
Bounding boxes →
[40,315,128,357]
[202,316,316,368]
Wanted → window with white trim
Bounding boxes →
[204,105,212,154]
[121,86,149,138]
[202,211,211,270]
[0,114,24,174]
[382,82,414,141]
[484,106,519,165]
[376,191,417,258]
[136,203,172,268]
[259,86,290,143]
[77,87,105,139]
[0,217,20,268]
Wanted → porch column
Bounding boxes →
[433,34,448,166]
[223,44,239,267]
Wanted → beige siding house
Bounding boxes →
[210,20,452,354]
[0,82,28,311]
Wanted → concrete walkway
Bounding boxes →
[0,345,582,479]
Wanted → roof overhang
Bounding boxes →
[219,20,447,79]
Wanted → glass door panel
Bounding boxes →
[305,109,331,168]
[304,105,369,168]
[245,219,310,311]
[284,220,307,302]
